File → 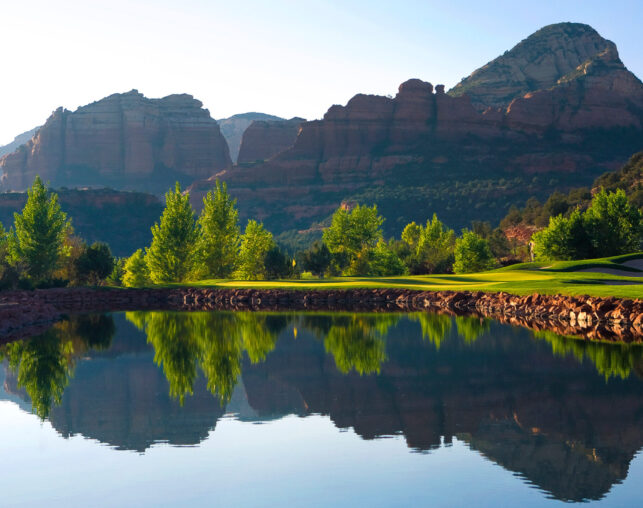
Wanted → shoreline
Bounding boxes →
[1,287,641,343]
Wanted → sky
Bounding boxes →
[0,0,642,145]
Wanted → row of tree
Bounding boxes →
[1,176,639,289]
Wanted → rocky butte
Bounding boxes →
[190,22,643,234]
[0,90,231,193]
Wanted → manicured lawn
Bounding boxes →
[172,253,643,299]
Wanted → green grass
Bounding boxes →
[168,253,643,299]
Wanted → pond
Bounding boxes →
[1,311,643,507]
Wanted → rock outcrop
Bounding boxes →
[217,112,284,163]
[237,117,304,164]
[0,90,231,193]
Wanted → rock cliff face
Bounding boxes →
[218,112,284,163]
[237,117,304,164]
[0,90,231,193]
[191,23,643,235]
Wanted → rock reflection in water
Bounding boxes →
[1,311,643,502]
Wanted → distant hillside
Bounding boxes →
[0,188,163,257]
[0,127,39,158]
[217,112,284,163]
[500,151,643,235]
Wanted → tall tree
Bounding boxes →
[584,188,642,257]
[453,230,496,274]
[10,176,70,282]
[194,180,240,279]
[146,183,198,283]
[235,220,274,280]
[323,204,384,274]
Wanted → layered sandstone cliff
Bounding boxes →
[237,117,304,164]
[191,23,642,234]
[0,90,231,192]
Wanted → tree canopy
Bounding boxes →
[194,180,240,279]
[235,220,274,280]
[453,230,496,274]
[9,176,71,282]
[146,183,198,283]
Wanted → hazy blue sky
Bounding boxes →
[1,0,641,144]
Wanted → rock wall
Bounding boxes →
[0,90,232,193]
[1,288,641,343]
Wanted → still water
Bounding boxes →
[1,311,642,507]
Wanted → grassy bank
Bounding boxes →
[167,254,643,299]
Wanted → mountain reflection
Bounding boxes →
[1,311,643,502]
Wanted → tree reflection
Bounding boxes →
[455,316,490,343]
[412,313,452,348]
[126,311,288,405]
[534,330,643,380]
[302,314,398,375]
[410,314,490,347]
[0,313,116,419]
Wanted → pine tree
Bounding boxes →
[10,176,70,282]
[194,181,240,279]
[146,183,198,283]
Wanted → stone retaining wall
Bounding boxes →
[1,287,641,343]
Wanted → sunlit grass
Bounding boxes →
[161,253,643,299]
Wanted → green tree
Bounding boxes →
[584,188,641,256]
[122,249,151,287]
[9,176,71,282]
[146,183,198,283]
[532,208,591,261]
[264,245,293,280]
[402,214,455,274]
[453,230,496,274]
[401,221,421,249]
[323,204,384,275]
[74,242,114,285]
[369,239,407,276]
[235,220,274,280]
[299,241,331,277]
[194,181,240,279]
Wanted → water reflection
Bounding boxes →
[1,311,643,502]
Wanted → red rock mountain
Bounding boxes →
[237,117,305,164]
[191,23,643,235]
[0,90,231,193]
